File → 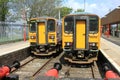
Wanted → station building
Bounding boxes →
[101,6,120,37]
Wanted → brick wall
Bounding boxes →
[0,47,30,66]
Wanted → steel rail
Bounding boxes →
[11,57,36,73]
[32,57,53,77]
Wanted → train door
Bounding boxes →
[75,20,86,49]
[38,22,46,44]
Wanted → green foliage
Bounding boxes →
[0,0,9,21]
[75,8,84,13]
[60,7,73,18]
[118,24,120,30]
[0,0,83,21]
[9,0,62,21]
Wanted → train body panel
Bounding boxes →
[89,34,100,49]
[29,33,36,43]
[29,17,62,56]
[62,34,73,50]
[62,12,100,64]
[48,32,57,45]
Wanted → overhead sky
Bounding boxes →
[63,0,120,17]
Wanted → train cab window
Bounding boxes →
[47,19,55,32]
[64,16,74,33]
[29,21,36,32]
[89,16,98,33]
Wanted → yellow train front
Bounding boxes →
[62,12,100,64]
[29,17,62,56]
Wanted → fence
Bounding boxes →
[0,22,28,44]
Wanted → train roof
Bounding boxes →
[30,16,57,21]
[67,12,98,16]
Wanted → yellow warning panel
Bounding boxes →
[76,21,86,49]
[38,22,46,44]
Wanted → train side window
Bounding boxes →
[64,16,74,33]
[30,22,36,32]
[89,16,98,33]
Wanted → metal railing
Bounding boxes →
[0,22,28,44]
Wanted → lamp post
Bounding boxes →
[22,7,30,42]
[59,9,61,21]
[22,9,26,41]
[84,0,86,12]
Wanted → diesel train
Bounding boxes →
[62,12,100,64]
[29,17,62,56]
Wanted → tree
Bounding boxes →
[29,0,62,19]
[60,7,73,18]
[75,8,84,13]
[8,0,62,22]
[0,0,9,21]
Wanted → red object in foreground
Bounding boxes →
[0,66,10,79]
[105,70,120,79]
[0,61,20,79]
[104,63,120,80]
[45,63,62,78]
[45,69,58,78]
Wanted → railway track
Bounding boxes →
[11,57,52,80]
[11,52,107,79]
[58,62,101,78]
[34,54,102,79]
[11,52,64,80]
[11,56,36,72]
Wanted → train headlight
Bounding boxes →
[65,42,72,46]
[67,42,70,46]
[89,43,96,46]
[92,43,96,46]
[30,36,36,39]
[89,43,98,50]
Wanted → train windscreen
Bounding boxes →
[89,16,99,33]
[47,19,55,32]
[64,16,74,34]
[29,21,36,32]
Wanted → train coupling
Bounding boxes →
[77,51,84,58]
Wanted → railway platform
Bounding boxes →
[102,34,120,46]
[0,41,30,56]
[100,35,120,74]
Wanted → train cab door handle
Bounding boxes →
[83,34,85,36]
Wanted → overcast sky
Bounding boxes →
[64,0,120,17]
